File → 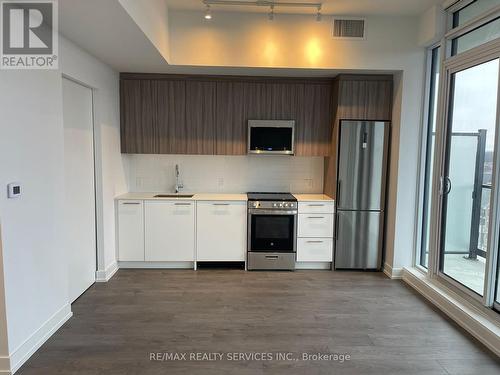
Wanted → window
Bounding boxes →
[452,17,500,55]
[452,0,500,27]
[420,46,441,269]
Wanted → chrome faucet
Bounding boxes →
[174,164,184,193]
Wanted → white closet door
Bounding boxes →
[62,78,96,302]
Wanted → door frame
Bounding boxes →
[431,39,500,306]
[62,74,102,285]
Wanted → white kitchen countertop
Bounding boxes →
[115,192,248,201]
[293,194,335,202]
[116,193,334,202]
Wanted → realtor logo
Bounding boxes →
[1,0,58,69]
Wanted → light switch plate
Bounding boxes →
[7,182,21,198]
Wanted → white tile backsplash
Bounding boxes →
[124,154,324,194]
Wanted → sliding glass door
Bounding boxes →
[439,58,499,296]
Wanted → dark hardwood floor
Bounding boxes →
[18,270,500,374]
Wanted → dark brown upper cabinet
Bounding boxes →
[323,74,394,198]
[215,81,247,155]
[120,74,334,156]
[185,80,217,154]
[336,75,393,121]
[156,79,187,154]
[120,79,158,154]
[297,83,333,156]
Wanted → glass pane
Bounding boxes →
[452,0,500,27]
[440,58,499,296]
[452,17,500,55]
[420,47,441,268]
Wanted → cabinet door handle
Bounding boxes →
[308,204,325,207]
[307,216,324,219]
[213,203,230,206]
[265,255,279,260]
[174,203,191,206]
[122,202,140,205]
[307,240,324,243]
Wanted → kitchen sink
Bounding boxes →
[154,194,194,198]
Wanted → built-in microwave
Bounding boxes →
[247,120,295,155]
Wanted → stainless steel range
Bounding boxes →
[247,192,297,271]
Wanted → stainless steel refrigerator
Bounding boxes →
[334,120,390,270]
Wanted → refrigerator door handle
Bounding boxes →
[334,212,339,239]
[337,180,341,206]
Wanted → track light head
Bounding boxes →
[204,4,212,20]
[316,5,321,21]
[268,5,274,21]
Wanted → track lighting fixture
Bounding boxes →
[202,1,323,21]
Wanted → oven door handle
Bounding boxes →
[248,209,298,215]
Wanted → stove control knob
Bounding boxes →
[279,203,283,207]
[253,202,258,208]
[272,203,277,207]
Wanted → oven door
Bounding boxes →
[248,210,297,253]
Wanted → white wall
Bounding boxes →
[118,0,170,62]
[0,223,11,368]
[125,155,324,194]
[418,5,446,46]
[0,69,70,372]
[168,11,423,70]
[0,36,124,373]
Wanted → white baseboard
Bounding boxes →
[295,262,332,270]
[6,303,72,374]
[383,262,404,279]
[118,261,195,269]
[403,267,500,357]
[96,261,118,282]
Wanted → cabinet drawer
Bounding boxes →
[298,202,335,214]
[298,214,334,238]
[297,238,333,262]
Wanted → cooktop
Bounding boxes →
[247,192,297,202]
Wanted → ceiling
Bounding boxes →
[58,0,430,74]
[165,0,443,16]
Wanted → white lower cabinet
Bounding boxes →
[117,197,335,267]
[145,200,195,262]
[118,200,145,261]
[296,200,335,263]
[196,201,246,261]
[296,238,333,262]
